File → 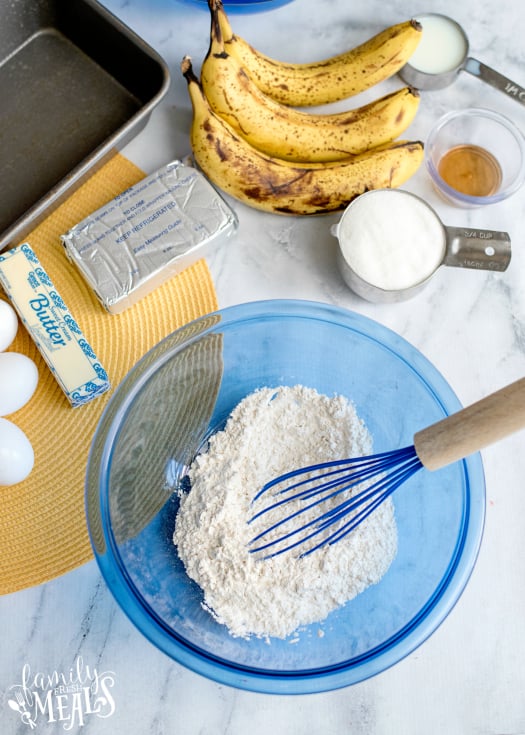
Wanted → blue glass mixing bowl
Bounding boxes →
[175,0,294,12]
[86,300,485,694]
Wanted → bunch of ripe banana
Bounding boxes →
[181,0,425,215]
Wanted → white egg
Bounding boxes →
[0,300,18,352]
[0,417,34,485]
[0,352,39,416]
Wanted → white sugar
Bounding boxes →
[338,189,446,291]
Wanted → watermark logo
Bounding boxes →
[6,657,116,730]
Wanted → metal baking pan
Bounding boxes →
[0,0,170,252]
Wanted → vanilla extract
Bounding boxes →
[438,144,502,197]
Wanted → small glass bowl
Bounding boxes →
[425,108,525,207]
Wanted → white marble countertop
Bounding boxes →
[2,0,525,732]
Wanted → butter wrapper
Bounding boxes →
[0,243,110,408]
[61,160,238,314]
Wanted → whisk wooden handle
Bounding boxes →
[414,376,525,471]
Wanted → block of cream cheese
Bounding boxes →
[61,160,238,314]
[0,244,110,408]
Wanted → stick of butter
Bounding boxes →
[0,243,110,407]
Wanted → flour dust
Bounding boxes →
[173,385,397,640]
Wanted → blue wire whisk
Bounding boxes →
[249,377,525,558]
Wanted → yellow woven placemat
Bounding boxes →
[0,153,218,595]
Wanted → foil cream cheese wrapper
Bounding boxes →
[61,161,238,314]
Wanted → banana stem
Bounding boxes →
[181,56,197,85]
[208,0,227,56]
[208,0,231,36]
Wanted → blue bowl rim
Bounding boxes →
[86,299,485,694]
[176,0,295,11]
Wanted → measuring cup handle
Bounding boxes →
[443,226,511,271]
[464,57,525,106]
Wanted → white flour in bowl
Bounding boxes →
[173,385,397,640]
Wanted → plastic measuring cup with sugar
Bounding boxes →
[400,14,525,106]
[332,189,511,303]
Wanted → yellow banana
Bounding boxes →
[211,0,422,107]
[182,57,424,216]
[201,9,420,163]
